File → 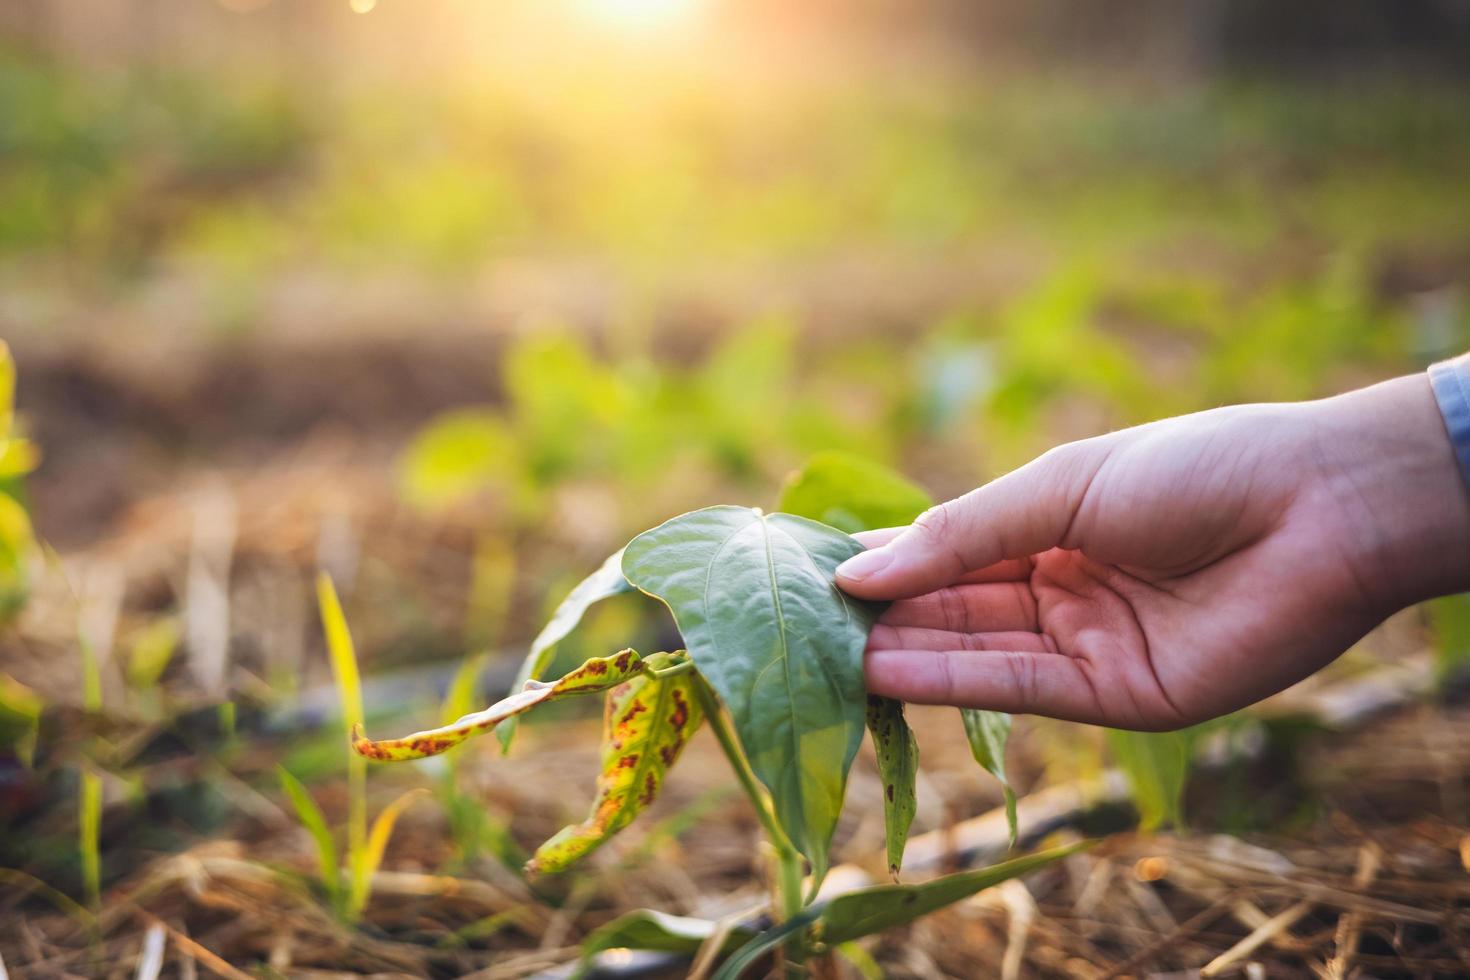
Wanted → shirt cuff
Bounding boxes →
[1430,353,1470,492]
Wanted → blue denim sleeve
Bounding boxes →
[1430,352,1470,492]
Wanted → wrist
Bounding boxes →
[1307,373,1470,611]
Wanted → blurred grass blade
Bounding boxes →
[577,908,756,975]
[356,649,648,761]
[865,695,918,879]
[817,843,1087,945]
[709,908,822,980]
[316,573,363,732]
[499,548,633,753]
[79,768,102,910]
[277,766,341,909]
[961,709,1017,848]
[835,941,884,979]
[126,617,182,691]
[1429,593,1470,682]
[529,668,704,874]
[348,788,428,920]
[1106,728,1189,830]
[0,672,41,768]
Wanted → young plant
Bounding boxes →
[277,575,424,922]
[351,452,1085,973]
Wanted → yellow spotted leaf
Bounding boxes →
[528,667,704,875]
[353,649,646,761]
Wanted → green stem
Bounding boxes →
[693,677,809,965]
[691,677,799,866]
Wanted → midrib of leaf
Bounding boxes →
[759,516,804,849]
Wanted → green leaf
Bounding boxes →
[579,908,756,966]
[0,672,41,768]
[961,709,1017,848]
[277,766,342,907]
[355,649,648,761]
[529,666,704,874]
[866,695,918,879]
[622,506,880,884]
[777,451,934,534]
[817,843,1085,945]
[397,409,523,511]
[498,548,634,752]
[1106,728,1190,831]
[710,908,824,980]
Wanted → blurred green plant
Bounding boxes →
[0,341,37,622]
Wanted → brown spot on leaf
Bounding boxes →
[639,773,657,805]
[668,690,690,730]
[614,650,634,672]
[886,783,895,802]
[620,700,649,726]
[617,753,639,769]
[583,660,609,676]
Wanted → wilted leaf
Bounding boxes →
[1107,728,1190,831]
[356,649,647,761]
[866,695,918,878]
[530,668,704,874]
[817,843,1086,944]
[622,506,880,884]
[498,548,634,752]
[777,451,934,535]
[578,908,756,966]
[962,708,1017,848]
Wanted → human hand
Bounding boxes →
[838,375,1470,730]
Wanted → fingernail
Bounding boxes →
[838,547,894,582]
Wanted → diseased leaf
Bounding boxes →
[1106,728,1190,831]
[529,666,704,874]
[355,649,646,761]
[498,548,634,752]
[866,695,918,879]
[961,709,1017,848]
[818,843,1086,944]
[622,506,880,884]
[777,451,934,535]
[577,908,756,968]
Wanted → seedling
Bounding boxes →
[352,453,1085,974]
[276,575,424,922]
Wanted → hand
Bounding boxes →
[837,375,1470,730]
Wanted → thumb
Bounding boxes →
[836,439,1108,600]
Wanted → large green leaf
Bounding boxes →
[622,506,880,883]
[866,695,918,879]
[780,453,933,881]
[1106,728,1190,830]
[961,709,1017,848]
[498,548,634,752]
[777,450,934,535]
[529,667,704,874]
[817,843,1085,944]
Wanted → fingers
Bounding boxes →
[878,582,1039,633]
[869,625,1055,653]
[836,440,1109,600]
[864,648,1108,725]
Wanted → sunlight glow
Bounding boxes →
[349,0,377,13]
[577,0,702,32]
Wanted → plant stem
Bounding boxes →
[693,676,808,965]
[692,677,795,859]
